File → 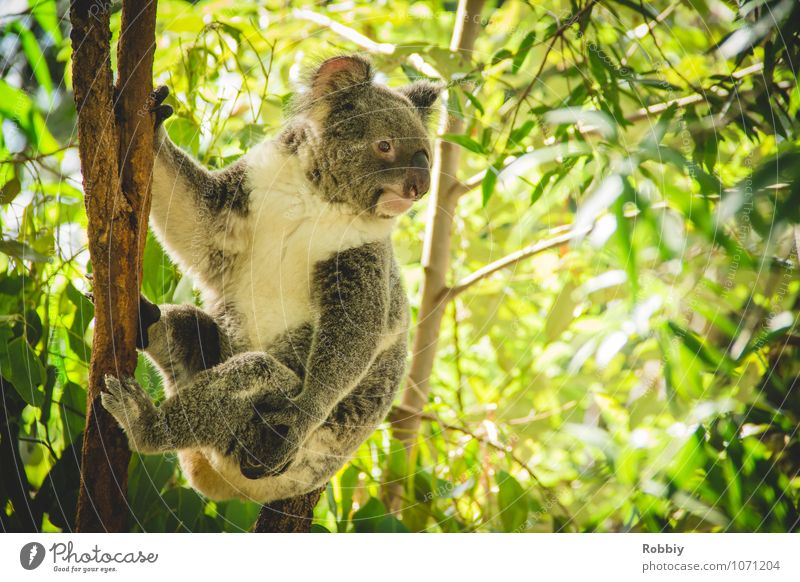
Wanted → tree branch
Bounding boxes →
[388,0,486,511]
[445,225,591,300]
[446,202,671,300]
[253,488,324,533]
[72,0,157,533]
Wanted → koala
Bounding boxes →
[100,55,440,503]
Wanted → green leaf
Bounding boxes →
[545,107,617,140]
[442,133,486,155]
[351,497,387,533]
[512,31,536,74]
[0,239,52,263]
[639,104,678,150]
[128,453,177,530]
[668,428,706,489]
[530,169,556,205]
[499,143,591,187]
[65,282,94,363]
[29,0,63,43]
[223,500,260,532]
[10,22,53,94]
[375,515,409,533]
[508,120,535,146]
[165,116,201,156]
[3,337,45,406]
[387,437,407,480]
[58,381,86,445]
[491,48,513,65]
[0,79,59,152]
[0,176,21,205]
[162,488,206,532]
[574,174,624,234]
[667,322,734,374]
[338,463,360,528]
[613,177,638,298]
[481,164,498,206]
[460,87,484,115]
[606,0,659,18]
[446,88,464,121]
[495,470,528,532]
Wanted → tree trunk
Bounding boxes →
[388,0,485,510]
[254,488,324,533]
[71,0,157,533]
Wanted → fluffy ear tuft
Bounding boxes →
[397,80,443,121]
[310,55,373,100]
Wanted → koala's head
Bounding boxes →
[284,55,441,218]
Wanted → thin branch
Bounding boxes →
[292,9,396,54]
[446,202,670,300]
[620,1,679,66]
[446,61,785,197]
[507,400,579,425]
[0,143,77,165]
[445,226,592,300]
[448,167,486,198]
[392,403,574,525]
[505,0,598,140]
[18,436,59,461]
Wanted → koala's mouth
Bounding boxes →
[373,185,418,218]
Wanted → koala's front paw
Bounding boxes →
[239,398,312,479]
[150,85,173,129]
[101,374,159,451]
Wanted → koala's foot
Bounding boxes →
[101,374,162,453]
[238,397,310,480]
[136,295,161,350]
[150,85,173,129]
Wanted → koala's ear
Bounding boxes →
[397,80,443,121]
[310,55,373,100]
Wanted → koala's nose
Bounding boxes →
[411,150,429,170]
[405,150,431,199]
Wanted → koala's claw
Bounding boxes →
[101,374,151,432]
[150,85,173,128]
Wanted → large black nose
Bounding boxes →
[411,150,429,169]
[405,150,431,199]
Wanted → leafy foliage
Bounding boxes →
[1,0,799,532]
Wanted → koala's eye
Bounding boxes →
[377,140,392,153]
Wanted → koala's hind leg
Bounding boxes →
[142,300,229,395]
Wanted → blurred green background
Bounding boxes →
[1,0,799,532]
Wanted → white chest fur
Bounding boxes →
[220,141,394,349]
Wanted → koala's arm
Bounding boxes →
[148,87,249,273]
[292,241,391,428]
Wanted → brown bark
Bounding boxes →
[71,0,157,532]
[388,0,485,510]
[253,488,324,533]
